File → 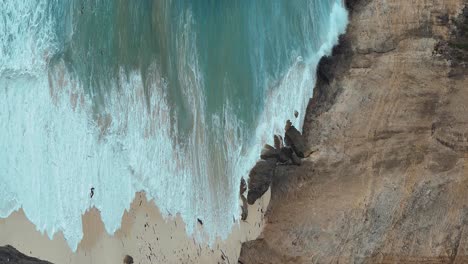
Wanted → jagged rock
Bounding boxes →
[263,144,275,151]
[260,144,280,160]
[273,135,284,150]
[278,147,293,163]
[294,110,299,118]
[284,120,292,132]
[0,245,52,264]
[239,178,247,195]
[247,159,276,205]
[291,152,302,166]
[284,125,308,158]
[276,147,302,165]
[123,255,134,264]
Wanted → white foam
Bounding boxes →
[0,0,349,251]
[0,60,211,250]
[242,0,349,177]
[0,4,244,249]
[0,1,57,74]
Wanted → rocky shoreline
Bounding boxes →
[0,245,52,264]
[244,119,311,208]
[240,0,468,263]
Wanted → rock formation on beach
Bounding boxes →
[240,0,468,263]
[246,122,308,206]
[123,254,134,264]
[0,245,52,264]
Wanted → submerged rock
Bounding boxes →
[247,159,276,205]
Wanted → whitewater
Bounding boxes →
[0,0,348,250]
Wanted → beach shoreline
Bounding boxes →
[0,189,270,263]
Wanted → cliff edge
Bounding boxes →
[240,0,468,263]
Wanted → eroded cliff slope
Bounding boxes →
[240,0,468,263]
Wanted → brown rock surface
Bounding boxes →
[240,0,468,263]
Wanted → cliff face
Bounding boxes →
[240,0,468,263]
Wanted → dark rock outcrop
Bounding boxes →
[278,147,293,163]
[247,159,276,205]
[290,152,301,166]
[239,178,247,195]
[123,255,134,264]
[284,125,308,158]
[434,5,468,78]
[273,135,284,150]
[0,245,52,264]
[248,130,305,206]
[260,144,280,160]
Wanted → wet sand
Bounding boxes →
[0,190,270,263]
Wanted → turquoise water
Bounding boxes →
[0,0,348,250]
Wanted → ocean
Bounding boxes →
[0,0,348,250]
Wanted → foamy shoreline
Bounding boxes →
[0,190,270,263]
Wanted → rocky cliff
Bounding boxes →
[240,0,468,263]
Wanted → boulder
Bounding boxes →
[263,144,275,151]
[284,125,308,158]
[239,178,247,195]
[123,255,134,264]
[278,147,293,163]
[273,135,284,150]
[247,159,276,205]
[260,144,280,160]
[284,120,292,132]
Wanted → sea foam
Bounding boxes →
[0,0,348,251]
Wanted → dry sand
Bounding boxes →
[0,190,270,263]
